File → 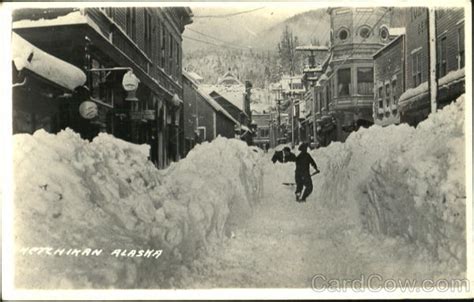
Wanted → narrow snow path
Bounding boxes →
[179,157,451,289]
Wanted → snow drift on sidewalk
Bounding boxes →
[13,131,263,288]
[311,94,466,272]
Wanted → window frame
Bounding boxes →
[359,25,372,39]
[337,27,350,42]
[337,67,351,97]
[356,67,374,95]
[437,34,447,77]
[457,23,465,69]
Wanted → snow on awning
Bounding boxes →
[399,81,429,105]
[439,68,465,88]
[12,32,86,91]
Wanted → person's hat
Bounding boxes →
[298,143,308,151]
[283,146,291,152]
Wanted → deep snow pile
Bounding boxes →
[311,95,465,271]
[13,130,263,288]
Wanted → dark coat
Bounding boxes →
[294,152,318,177]
[271,150,296,163]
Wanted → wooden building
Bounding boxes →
[252,113,272,151]
[398,7,465,125]
[12,7,192,168]
[182,70,239,155]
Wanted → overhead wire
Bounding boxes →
[193,7,266,18]
[186,28,250,50]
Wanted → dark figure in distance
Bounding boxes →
[271,146,296,163]
[289,143,319,202]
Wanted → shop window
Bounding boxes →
[359,26,371,39]
[357,67,373,95]
[385,83,391,109]
[457,25,464,69]
[337,68,351,96]
[338,28,349,41]
[125,8,136,41]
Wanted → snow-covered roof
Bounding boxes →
[201,84,246,111]
[187,71,203,82]
[296,45,329,52]
[217,70,243,86]
[373,33,405,58]
[183,71,239,125]
[13,11,88,29]
[12,32,87,91]
[196,87,239,125]
[389,27,406,36]
[303,66,324,73]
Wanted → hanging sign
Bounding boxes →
[79,101,98,119]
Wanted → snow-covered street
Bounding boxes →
[178,154,458,289]
[11,95,466,289]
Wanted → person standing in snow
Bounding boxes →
[290,143,319,202]
[271,146,296,163]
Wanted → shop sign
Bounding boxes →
[130,110,155,121]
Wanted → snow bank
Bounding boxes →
[311,95,465,270]
[13,130,263,288]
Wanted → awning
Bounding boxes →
[12,32,86,91]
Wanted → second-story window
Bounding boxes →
[144,10,152,56]
[378,85,383,110]
[412,51,422,87]
[457,25,465,69]
[169,33,173,76]
[126,8,136,41]
[176,41,180,79]
[337,68,351,96]
[357,67,373,95]
[437,35,447,77]
[161,25,166,68]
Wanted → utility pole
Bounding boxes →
[291,96,295,148]
[428,7,438,114]
[311,84,317,147]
